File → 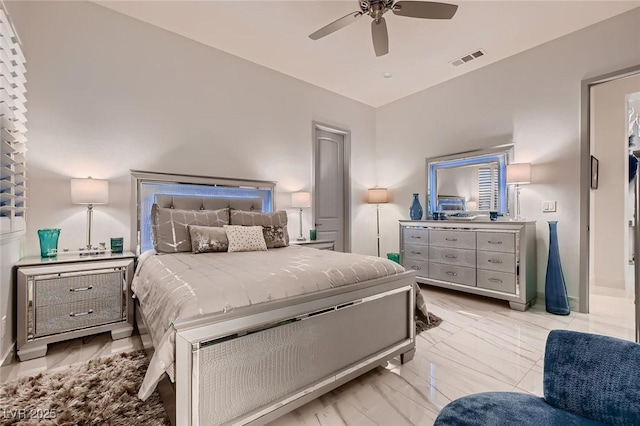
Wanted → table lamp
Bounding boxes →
[291,191,311,241]
[506,163,531,221]
[367,187,389,257]
[71,177,109,250]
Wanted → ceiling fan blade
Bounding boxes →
[392,1,458,19]
[371,17,389,57]
[309,11,364,40]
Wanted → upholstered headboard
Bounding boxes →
[132,171,276,254]
[155,194,262,212]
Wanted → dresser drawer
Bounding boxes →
[34,271,123,307]
[477,270,516,294]
[477,232,516,253]
[404,244,429,262]
[429,246,476,268]
[402,258,428,276]
[477,251,516,274]
[430,229,475,249]
[34,296,123,337]
[403,228,429,246]
[428,262,476,287]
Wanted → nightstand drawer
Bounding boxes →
[35,296,123,337]
[35,270,122,307]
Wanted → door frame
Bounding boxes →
[312,121,351,252]
[579,64,640,313]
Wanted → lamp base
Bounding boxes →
[296,236,307,242]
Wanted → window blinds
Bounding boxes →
[478,165,499,211]
[0,4,26,235]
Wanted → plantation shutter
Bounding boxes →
[478,165,498,211]
[0,4,27,235]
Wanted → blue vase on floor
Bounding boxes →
[545,221,570,315]
[410,193,423,220]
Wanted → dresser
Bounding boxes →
[400,220,536,310]
[16,253,135,361]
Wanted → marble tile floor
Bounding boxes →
[1,285,636,425]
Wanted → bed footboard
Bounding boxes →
[175,272,416,426]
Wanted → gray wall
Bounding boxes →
[376,7,640,305]
[2,0,379,358]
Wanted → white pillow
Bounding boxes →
[224,225,268,252]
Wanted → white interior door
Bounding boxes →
[314,126,348,252]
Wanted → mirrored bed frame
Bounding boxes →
[130,171,417,426]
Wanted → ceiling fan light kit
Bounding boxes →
[309,0,458,57]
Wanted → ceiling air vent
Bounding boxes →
[451,49,486,67]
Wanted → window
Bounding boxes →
[0,5,27,236]
[478,165,499,211]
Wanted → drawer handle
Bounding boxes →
[70,310,94,317]
[411,236,422,239]
[489,278,503,283]
[411,251,422,255]
[411,266,422,270]
[488,259,503,264]
[445,254,457,259]
[445,238,458,242]
[488,241,503,245]
[70,286,93,292]
[445,271,457,277]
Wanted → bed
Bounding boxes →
[130,171,418,426]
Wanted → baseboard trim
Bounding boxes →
[536,292,582,313]
[1,342,15,366]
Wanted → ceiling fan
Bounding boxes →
[309,0,458,57]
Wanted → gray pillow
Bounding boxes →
[151,204,229,253]
[224,225,268,252]
[262,226,289,249]
[229,210,287,227]
[188,225,229,253]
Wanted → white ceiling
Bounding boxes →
[96,1,640,107]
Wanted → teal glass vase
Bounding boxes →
[410,193,423,220]
[38,228,60,258]
[545,221,570,315]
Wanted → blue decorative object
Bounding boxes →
[409,193,423,220]
[629,154,638,182]
[38,228,60,258]
[434,330,640,426]
[545,221,570,315]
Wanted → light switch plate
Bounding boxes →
[543,201,557,212]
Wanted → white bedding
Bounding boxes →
[132,245,406,400]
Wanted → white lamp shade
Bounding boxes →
[71,178,109,204]
[367,188,389,204]
[291,191,311,208]
[506,163,532,184]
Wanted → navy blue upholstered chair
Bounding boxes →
[434,330,640,426]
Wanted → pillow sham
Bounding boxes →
[151,204,229,253]
[262,226,289,249]
[188,225,229,254]
[224,225,268,252]
[229,210,287,227]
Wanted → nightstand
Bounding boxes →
[291,239,335,250]
[16,252,135,361]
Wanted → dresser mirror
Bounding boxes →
[426,145,514,215]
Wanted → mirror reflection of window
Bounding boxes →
[478,164,499,211]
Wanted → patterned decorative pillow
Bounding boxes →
[229,210,288,227]
[224,225,268,252]
[262,226,289,249]
[188,225,229,253]
[151,205,229,253]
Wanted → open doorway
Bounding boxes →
[588,72,640,342]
